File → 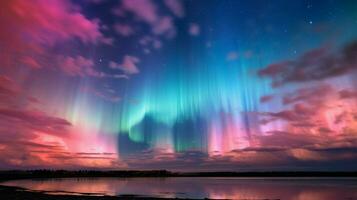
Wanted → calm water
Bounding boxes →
[2,177,357,199]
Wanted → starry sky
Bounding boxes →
[0,0,357,171]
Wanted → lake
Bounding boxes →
[1,177,357,199]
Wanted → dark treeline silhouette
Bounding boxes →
[0,170,357,180]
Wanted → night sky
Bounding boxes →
[0,0,357,171]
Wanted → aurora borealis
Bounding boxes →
[0,0,357,170]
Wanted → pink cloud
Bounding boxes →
[119,0,176,38]
[21,56,41,69]
[0,76,20,96]
[153,16,176,38]
[6,0,109,45]
[0,133,123,169]
[0,108,71,136]
[121,0,158,24]
[0,75,124,169]
[164,0,185,18]
[0,77,71,137]
[112,0,183,53]
[0,0,111,74]
[0,75,40,108]
[0,117,120,169]
[261,85,334,126]
[109,55,140,74]
[59,56,101,77]
[0,89,72,167]
[59,56,130,79]
[189,23,200,36]
[80,86,121,103]
[114,23,135,37]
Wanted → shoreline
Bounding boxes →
[0,185,192,200]
[1,171,356,199]
[1,175,357,200]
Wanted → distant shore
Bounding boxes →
[1,170,357,181]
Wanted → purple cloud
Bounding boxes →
[164,0,185,18]
[114,23,135,37]
[109,55,140,74]
[189,23,200,36]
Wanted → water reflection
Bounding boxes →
[2,177,357,199]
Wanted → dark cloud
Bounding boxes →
[339,89,357,99]
[260,95,274,103]
[282,84,332,105]
[122,140,357,171]
[258,41,357,87]
[261,102,318,124]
